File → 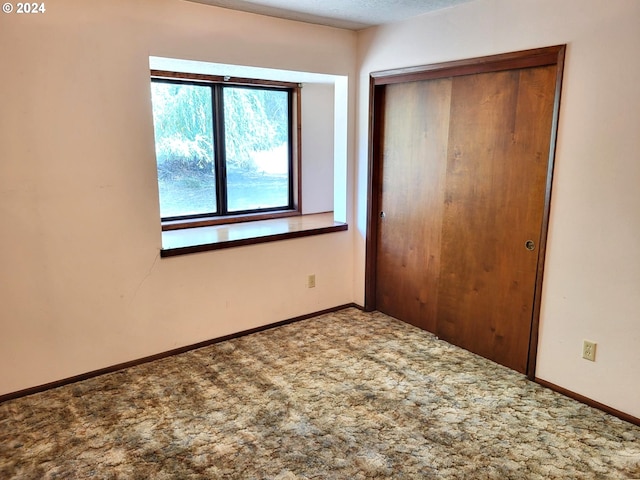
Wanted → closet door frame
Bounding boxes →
[364,45,566,379]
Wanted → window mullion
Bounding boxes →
[212,84,228,215]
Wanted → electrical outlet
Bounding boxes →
[582,340,597,362]
[307,274,316,288]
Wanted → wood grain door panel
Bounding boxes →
[375,78,452,332]
[374,62,558,374]
[436,66,556,373]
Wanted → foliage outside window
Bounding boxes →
[150,71,299,226]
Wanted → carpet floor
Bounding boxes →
[1,308,639,479]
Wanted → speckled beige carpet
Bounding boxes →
[1,308,639,479]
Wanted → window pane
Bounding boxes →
[223,87,290,212]
[151,82,216,218]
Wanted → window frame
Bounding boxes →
[150,70,302,231]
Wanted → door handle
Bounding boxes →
[525,240,535,251]
[380,211,386,218]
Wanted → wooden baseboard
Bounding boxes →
[535,378,640,426]
[0,303,361,404]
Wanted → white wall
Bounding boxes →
[0,0,356,395]
[355,0,640,417]
[302,83,335,213]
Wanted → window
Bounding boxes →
[150,71,300,228]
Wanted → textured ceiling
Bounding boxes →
[185,0,474,30]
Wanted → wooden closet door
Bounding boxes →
[374,64,557,374]
[435,66,556,373]
[375,78,451,333]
